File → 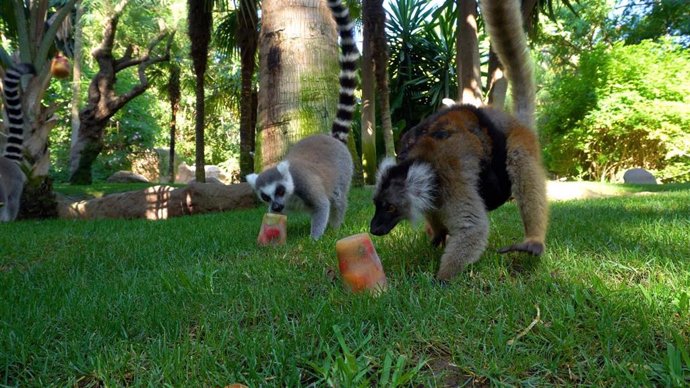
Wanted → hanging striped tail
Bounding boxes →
[326,0,359,143]
[3,63,36,162]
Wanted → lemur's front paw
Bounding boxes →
[498,240,544,256]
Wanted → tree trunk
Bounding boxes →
[69,0,172,184]
[456,0,482,106]
[188,0,213,183]
[486,47,507,108]
[168,65,180,183]
[238,0,258,180]
[257,0,339,168]
[70,1,85,145]
[2,0,77,219]
[361,11,377,184]
[367,0,395,158]
[193,76,206,182]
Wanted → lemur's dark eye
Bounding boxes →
[275,185,285,197]
[387,204,396,213]
[431,130,449,139]
[260,193,271,202]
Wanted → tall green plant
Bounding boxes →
[386,0,453,134]
[540,39,690,182]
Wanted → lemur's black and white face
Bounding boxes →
[246,161,295,214]
[370,158,438,236]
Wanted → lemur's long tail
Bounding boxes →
[481,0,535,130]
[2,63,36,162]
[327,0,359,143]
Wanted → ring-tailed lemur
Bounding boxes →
[1,63,35,222]
[247,0,358,240]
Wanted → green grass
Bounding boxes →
[1,183,689,386]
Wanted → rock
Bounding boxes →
[623,168,657,184]
[106,171,150,183]
[155,147,183,180]
[176,162,195,183]
[191,176,225,185]
[130,149,160,181]
[176,163,229,184]
[57,183,257,220]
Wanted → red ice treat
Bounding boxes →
[336,233,387,294]
[50,54,70,79]
[257,213,287,246]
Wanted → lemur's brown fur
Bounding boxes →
[399,106,547,280]
[378,0,548,281]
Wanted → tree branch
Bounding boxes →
[12,0,32,63]
[114,45,140,71]
[94,0,128,60]
[36,0,77,70]
[30,0,49,52]
[114,45,136,69]
[111,31,173,112]
[115,28,171,71]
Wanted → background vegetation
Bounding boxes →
[1,0,689,385]
[2,0,688,185]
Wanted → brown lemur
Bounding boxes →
[370,0,548,281]
[247,0,358,240]
[1,63,35,222]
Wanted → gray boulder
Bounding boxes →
[623,168,657,184]
[106,171,150,183]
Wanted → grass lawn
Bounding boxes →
[1,183,689,386]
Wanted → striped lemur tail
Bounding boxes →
[326,0,359,143]
[3,63,36,162]
[481,0,536,130]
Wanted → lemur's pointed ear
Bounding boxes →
[246,174,258,188]
[277,161,290,176]
[376,157,396,183]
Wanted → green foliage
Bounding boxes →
[616,0,690,46]
[387,0,457,136]
[540,39,690,182]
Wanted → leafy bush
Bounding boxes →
[540,39,690,182]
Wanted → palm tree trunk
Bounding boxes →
[486,47,507,108]
[456,0,482,106]
[257,0,339,168]
[361,5,377,184]
[238,0,258,180]
[366,0,395,158]
[70,1,85,147]
[187,0,213,183]
[168,65,180,183]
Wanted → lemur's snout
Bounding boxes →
[271,204,284,213]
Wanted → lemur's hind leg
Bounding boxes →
[310,197,331,240]
[328,185,349,229]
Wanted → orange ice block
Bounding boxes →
[257,213,287,246]
[336,233,387,293]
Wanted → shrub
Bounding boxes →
[540,39,690,182]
